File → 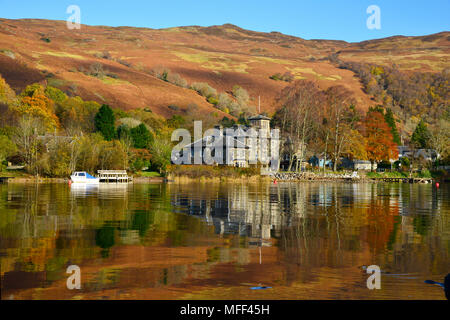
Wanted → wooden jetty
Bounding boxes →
[97,170,132,183]
[370,177,433,183]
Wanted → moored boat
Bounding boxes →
[70,172,100,184]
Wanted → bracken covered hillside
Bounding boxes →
[0,18,448,119]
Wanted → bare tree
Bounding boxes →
[12,116,45,174]
[324,86,357,171]
[430,119,450,164]
[276,80,324,171]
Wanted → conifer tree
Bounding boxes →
[384,108,401,145]
[94,104,115,141]
[411,119,431,149]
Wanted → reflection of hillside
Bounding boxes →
[0,182,448,300]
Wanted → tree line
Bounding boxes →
[0,75,175,177]
[271,80,448,172]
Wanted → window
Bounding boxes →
[79,172,85,177]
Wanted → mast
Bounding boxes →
[258,96,261,114]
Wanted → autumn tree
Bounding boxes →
[98,140,127,170]
[0,75,16,105]
[57,96,100,133]
[364,109,399,170]
[76,134,104,173]
[341,129,367,160]
[148,132,172,174]
[0,135,17,168]
[14,84,59,131]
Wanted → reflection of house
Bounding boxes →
[171,184,286,242]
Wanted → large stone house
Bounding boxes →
[398,145,440,162]
[175,115,280,172]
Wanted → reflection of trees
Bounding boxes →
[0,182,449,296]
[95,225,115,257]
[131,210,154,237]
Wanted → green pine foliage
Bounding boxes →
[411,119,431,149]
[130,123,153,149]
[95,104,116,141]
[384,108,401,145]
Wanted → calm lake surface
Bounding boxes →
[0,181,448,300]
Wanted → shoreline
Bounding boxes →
[0,173,440,184]
[2,176,165,184]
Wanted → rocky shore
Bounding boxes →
[270,171,369,182]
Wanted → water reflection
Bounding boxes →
[0,182,448,300]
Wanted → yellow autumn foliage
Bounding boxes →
[13,84,59,131]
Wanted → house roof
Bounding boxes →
[248,114,271,121]
[182,135,249,149]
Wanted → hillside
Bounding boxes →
[0,18,448,119]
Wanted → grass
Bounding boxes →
[43,51,86,60]
[255,56,295,65]
[47,78,67,88]
[166,165,260,179]
[0,49,15,59]
[136,171,161,177]
[0,169,29,178]
[366,171,408,178]
[173,51,249,73]
[364,170,442,179]
[101,76,131,85]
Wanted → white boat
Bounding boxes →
[70,171,100,184]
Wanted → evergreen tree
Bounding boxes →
[219,116,236,128]
[130,123,153,148]
[411,119,431,149]
[116,124,131,140]
[384,108,401,145]
[94,104,115,141]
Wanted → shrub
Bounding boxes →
[168,105,180,111]
[269,71,294,82]
[89,63,105,79]
[190,82,217,98]
[232,85,249,103]
[44,86,68,104]
[207,96,219,105]
[167,72,188,88]
[166,115,186,128]
[117,59,132,67]
[118,117,142,128]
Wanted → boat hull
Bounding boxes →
[70,176,100,184]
